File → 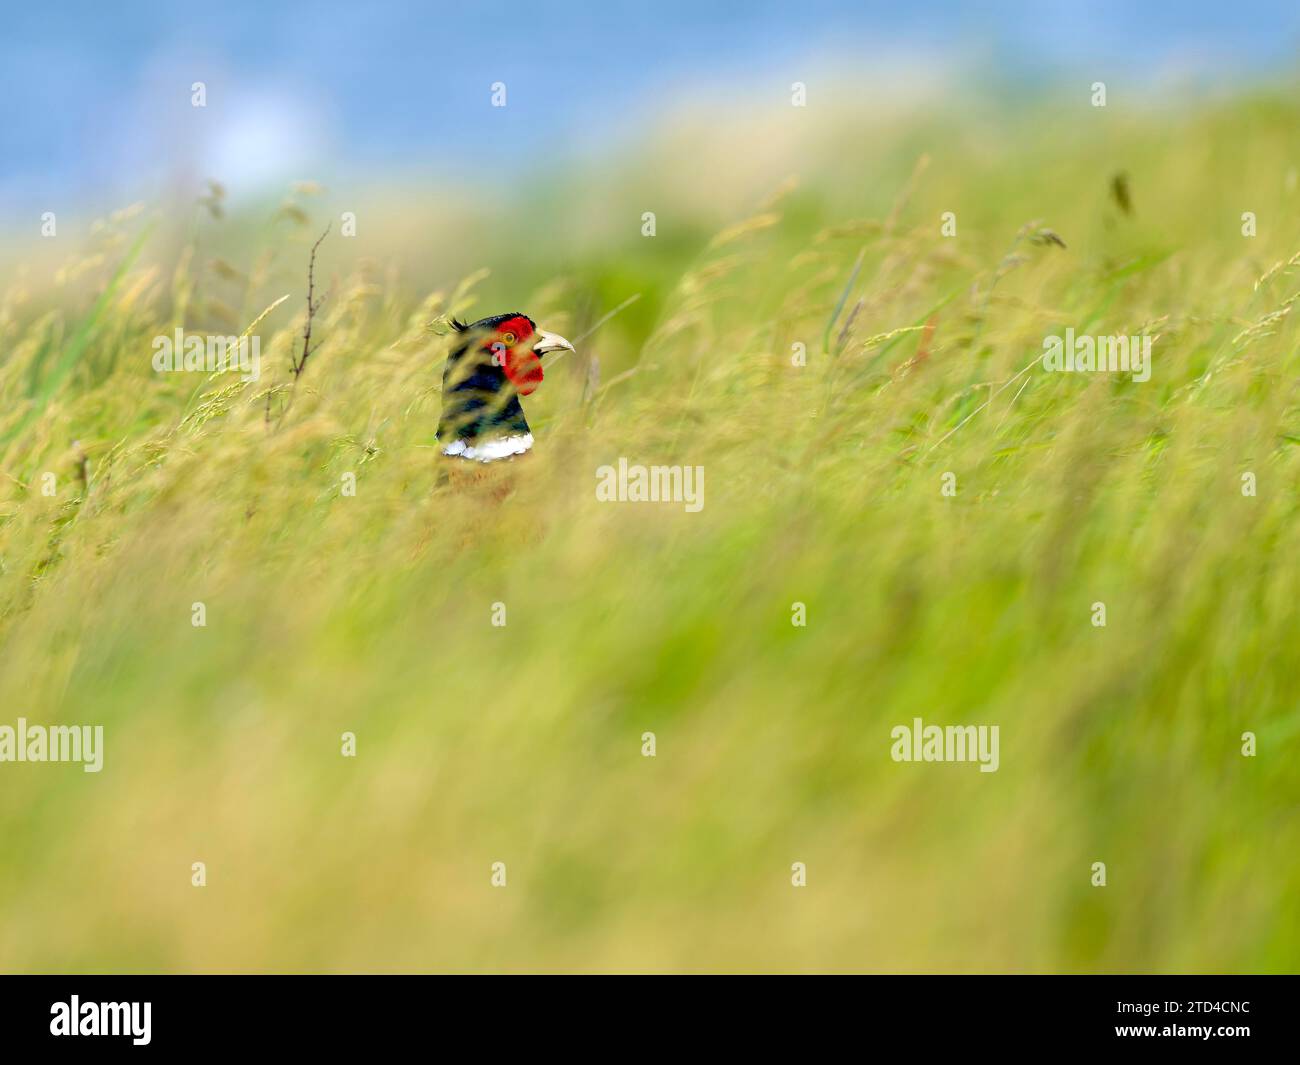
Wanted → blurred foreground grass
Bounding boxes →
[1,92,1299,972]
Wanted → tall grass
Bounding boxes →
[1,92,1298,972]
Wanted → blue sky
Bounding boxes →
[2,1,1297,213]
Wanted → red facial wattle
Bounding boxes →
[492,315,544,395]
[502,348,544,394]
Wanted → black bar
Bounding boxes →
[0,976,1290,1052]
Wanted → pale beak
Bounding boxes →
[533,330,574,356]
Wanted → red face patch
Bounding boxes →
[491,315,543,395]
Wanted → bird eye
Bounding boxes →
[502,331,516,345]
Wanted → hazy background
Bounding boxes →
[4,0,1300,216]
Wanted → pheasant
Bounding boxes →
[437,313,573,462]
